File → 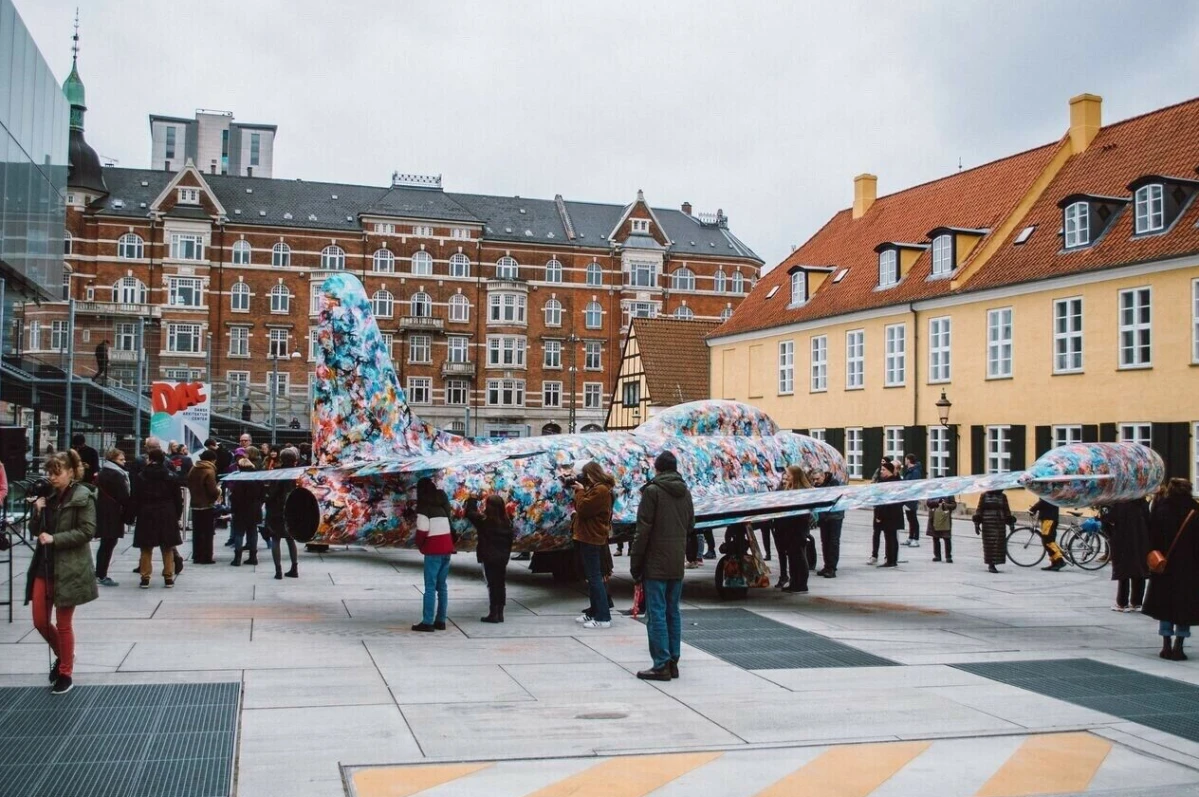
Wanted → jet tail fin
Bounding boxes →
[311,273,447,465]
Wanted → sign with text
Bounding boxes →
[150,382,210,453]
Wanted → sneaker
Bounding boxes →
[581,619,611,629]
[51,676,73,695]
[164,577,174,589]
[1132,605,1143,612]
[1111,604,1127,612]
[685,561,700,569]
[139,577,150,589]
[575,613,593,624]
[49,659,59,684]
[703,551,716,560]
[411,623,435,632]
[614,550,623,557]
[98,577,119,587]
[867,557,878,566]
[636,666,671,681]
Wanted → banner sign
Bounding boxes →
[150,382,210,453]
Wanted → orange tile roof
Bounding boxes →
[714,94,1199,340]
[631,317,721,406]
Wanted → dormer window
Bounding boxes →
[1134,184,1164,234]
[878,250,898,288]
[790,270,807,306]
[1063,201,1090,248]
[178,187,200,205]
[930,235,953,276]
[631,218,650,234]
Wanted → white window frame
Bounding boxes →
[790,271,806,305]
[583,382,602,409]
[266,371,289,398]
[113,276,147,304]
[309,329,320,361]
[673,306,694,320]
[447,336,469,364]
[374,222,396,235]
[1118,287,1152,369]
[488,293,527,324]
[884,427,905,462]
[169,233,205,261]
[448,253,470,278]
[496,256,519,280]
[631,218,650,234]
[1119,423,1152,448]
[177,187,200,205]
[545,259,563,283]
[928,426,949,478]
[808,429,826,442]
[671,268,695,291]
[373,249,395,273]
[1053,297,1083,374]
[846,329,864,389]
[486,336,527,368]
[408,334,431,364]
[410,292,432,318]
[714,270,726,293]
[272,242,291,267]
[1064,202,1090,248]
[413,225,433,238]
[1053,425,1083,448]
[407,377,431,405]
[114,322,137,352]
[50,320,68,352]
[987,307,1013,379]
[448,294,469,323]
[167,323,202,354]
[321,245,346,270]
[231,240,251,265]
[928,316,951,383]
[117,233,144,260]
[846,428,863,479]
[227,372,249,404]
[731,271,744,294]
[878,250,898,287]
[228,326,249,357]
[930,235,953,276]
[778,340,794,395]
[586,263,603,287]
[371,290,394,319]
[268,284,291,314]
[168,277,204,308]
[486,378,525,408]
[1194,279,1199,364]
[544,340,562,369]
[28,321,40,351]
[267,328,289,359]
[986,426,1012,474]
[445,379,469,406]
[411,251,433,276]
[584,302,603,329]
[810,335,827,392]
[544,299,563,328]
[1134,184,1165,234]
[543,381,562,408]
[381,333,394,359]
[584,341,602,371]
[884,323,906,387]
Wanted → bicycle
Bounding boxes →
[1006,523,1047,567]
[1059,512,1110,570]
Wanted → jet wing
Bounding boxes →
[220,448,548,482]
[691,471,1030,529]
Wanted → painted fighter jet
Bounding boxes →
[225,273,1165,580]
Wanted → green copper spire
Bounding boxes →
[63,9,86,130]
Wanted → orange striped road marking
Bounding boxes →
[525,751,724,797]
[975,732,1111,797]
[350,762,492,797]
[754,741,932,797]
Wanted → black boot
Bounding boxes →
[497,605,504,623]
[231,549,242,567]
[1161,637,1175,659]
[1173,637,1189,661]
[246,550,259,566]
[480,606,500,623]
[285,566,298,578]
[274,567,283,580]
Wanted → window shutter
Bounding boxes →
[1010,425,1027,471]
[793,428,809,436]
[1099,423,1118,443]
[904,426,927,465]
[863,427,884,473]
[947,425,960,477]
[1035,426,1052,457]
[826,428,845,455]
[1082,425,1099,443]
[1153,422,1193,479]
[971,425,985,475]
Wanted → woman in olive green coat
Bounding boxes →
[25,450,99,694]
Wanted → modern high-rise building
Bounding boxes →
[149,110,277,177]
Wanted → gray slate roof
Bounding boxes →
[93,167,761,262]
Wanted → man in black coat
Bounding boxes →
[72,433,100,484]
[630,450,693,682]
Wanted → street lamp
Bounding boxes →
[271,349,302,445]
[566,333,580,435]
[935,390,952,427]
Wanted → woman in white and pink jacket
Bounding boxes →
[412,477,454,632]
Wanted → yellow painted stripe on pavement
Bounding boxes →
[351,762,492,797]
[975,733,1112,797]
[526,751,724,797]
[754,741,931,797]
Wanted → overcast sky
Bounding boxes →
[19,1,1199,268]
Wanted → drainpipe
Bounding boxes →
[909,302,919,429]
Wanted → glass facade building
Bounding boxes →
[0,0,69,317]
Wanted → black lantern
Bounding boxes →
[935,390,952,427]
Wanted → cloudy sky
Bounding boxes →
[20,1,1199,268]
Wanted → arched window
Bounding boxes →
[720,307,733,321]
[671,268,695,291]
[541,423,562,435]
[496,256,519,280]
[584,301,603,329]
[586,263,602,286]
[371,289,394,318]
[544,259,563,283]
[117,233,144,260]
[272,242,291,267]
[232,240,252,265]
[731,271,744,293]
[714,269,726,293]
[410,292,432,318]
[449,253,470,278]
[269,284,291,313]
[321,245,345,270]
[448,294,470,322]
[373,249,394,273]
[544,298,563,327]
[230,282,250,312]
[673,306,694,320]
[113,276,147,304]
[581,424,603,433]
[411,251,433,276]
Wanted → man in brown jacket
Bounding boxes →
[188,449,221,564]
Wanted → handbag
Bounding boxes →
[1148,509,1195,575]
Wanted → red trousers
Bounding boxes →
[31,577,75,677]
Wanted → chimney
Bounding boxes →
[681,201,692,216]
[853,173,877,219]
[1069,93,1102,154]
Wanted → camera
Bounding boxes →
[20,477,53,500]
[559,475,580,489]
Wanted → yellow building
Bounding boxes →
[709,94,1199,505]
[606,317,719,431]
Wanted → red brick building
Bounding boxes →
[36,143,761,438]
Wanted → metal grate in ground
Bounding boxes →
[0,682,239,797]
[954,658,1199,743]
[666,608,897,670]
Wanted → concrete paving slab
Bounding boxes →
[928,683,1121,729]
[380,663,533,705]
[752,663,996,692]
[365,636,607,668]
[118,639,373,672]
[242,666,393,710]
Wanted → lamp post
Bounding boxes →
[567,332,579,434]
[271,349,302,445]
[935,390,952,427]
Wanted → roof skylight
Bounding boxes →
[1014,225,1036,245]
[833,269,849,283]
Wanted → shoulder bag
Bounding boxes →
[1148,509,1195,575]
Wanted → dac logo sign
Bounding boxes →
[151,382,208,416]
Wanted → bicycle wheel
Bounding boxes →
[1006,526,1047,567]
[1069,531,1111,571]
